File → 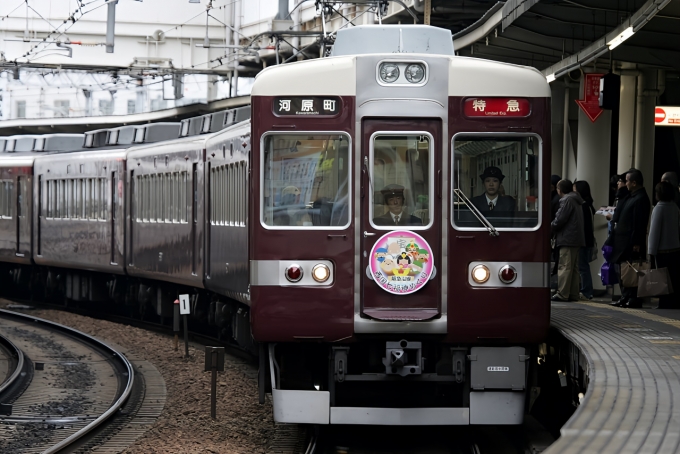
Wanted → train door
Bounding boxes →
[361,119,442,320]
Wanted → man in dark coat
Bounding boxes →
[550,174,561,221]
[471,166,517,213]
[373,184,423,227]
[551,179,585,302]
[609,169,651,308]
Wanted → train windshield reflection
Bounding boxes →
[262,134,350,228]
[453,135,540,229]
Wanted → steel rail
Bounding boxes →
[0,309,135,454]
[0,333,24,397]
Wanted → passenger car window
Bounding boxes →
[262,134,350,228]
[452,135,540,229]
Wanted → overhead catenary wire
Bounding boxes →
[14,0,111,64]
[0,1,25,22]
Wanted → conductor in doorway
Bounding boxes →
[373,184,423,226]
[471,166,517,212]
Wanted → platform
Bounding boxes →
[548,299,680,454]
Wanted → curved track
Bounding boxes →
[0,331,24,400]
[0,309,134,454]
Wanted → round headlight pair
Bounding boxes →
[285,263,331,283]
[471,264,517,284]
[379,63,425,84]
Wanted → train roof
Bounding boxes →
[1,133,86,154]
[33,147,128,164]
[252,53,550,98]
[331,25,455,56]
[252,56,357,96]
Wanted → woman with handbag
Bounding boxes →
[648,181,680,309]
[574,180,595,300]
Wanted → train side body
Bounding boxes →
[203,121,251,305]
[33,149,127,274]
[0,156,34,265]
[125,137,206,288]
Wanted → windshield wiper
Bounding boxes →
[453,188,499,237]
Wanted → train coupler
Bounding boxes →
[332,346,349,383]
[383,340,422,376]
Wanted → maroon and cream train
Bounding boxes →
[249,25,551,425]
[0,24,551,427]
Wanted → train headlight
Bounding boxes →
[471,264,490,284]
[405,64,425,83]
[312,264,330,283]
[499,265,517,284]
[379,63,400,83]
[285,264,303,283]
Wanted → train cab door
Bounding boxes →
[361,118,442,321]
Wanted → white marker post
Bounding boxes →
[179,294,191,357]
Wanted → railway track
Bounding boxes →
[0,300,554,454]
[0,309,134,453]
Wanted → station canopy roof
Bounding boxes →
[387,0,680,78]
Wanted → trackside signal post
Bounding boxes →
[204,346,225,419]
[179,294,191,357]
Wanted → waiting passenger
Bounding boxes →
[373,184,422,227]
[471,166,517,213]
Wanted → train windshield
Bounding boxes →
[262,133,350,228]
[370,133,432,229]
[452,135,540,230]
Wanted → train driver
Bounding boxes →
[373,184,423,226]
[470,166,517,213]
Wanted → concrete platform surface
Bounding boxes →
[547,300,680,454]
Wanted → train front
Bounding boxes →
[250,25,551,426]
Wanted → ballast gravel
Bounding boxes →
[0,301,274,454]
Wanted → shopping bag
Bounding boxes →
[638,268,673,297]
[620,261,651,288]
[602,244,613,262]
[600,262,618,286]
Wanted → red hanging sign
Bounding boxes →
[463,98,531,118]
[576,73,605,122]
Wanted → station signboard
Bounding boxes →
[655,107,680,126]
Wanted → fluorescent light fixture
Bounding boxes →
[607,26,634,50]
[546,73,556,83]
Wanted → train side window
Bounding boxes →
[261,133,351,229]
[369,134,432,229]
[101,177,107,221]
[0,180,12,218]
[182,171,188,223]
[452,134,541,230]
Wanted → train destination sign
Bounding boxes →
[464,97,530,118]
[273,96,341,116]
[369,231,434,295]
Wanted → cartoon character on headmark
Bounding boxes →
[392,252,414,278]
[405,242,419,259]
[374,247,388,263]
